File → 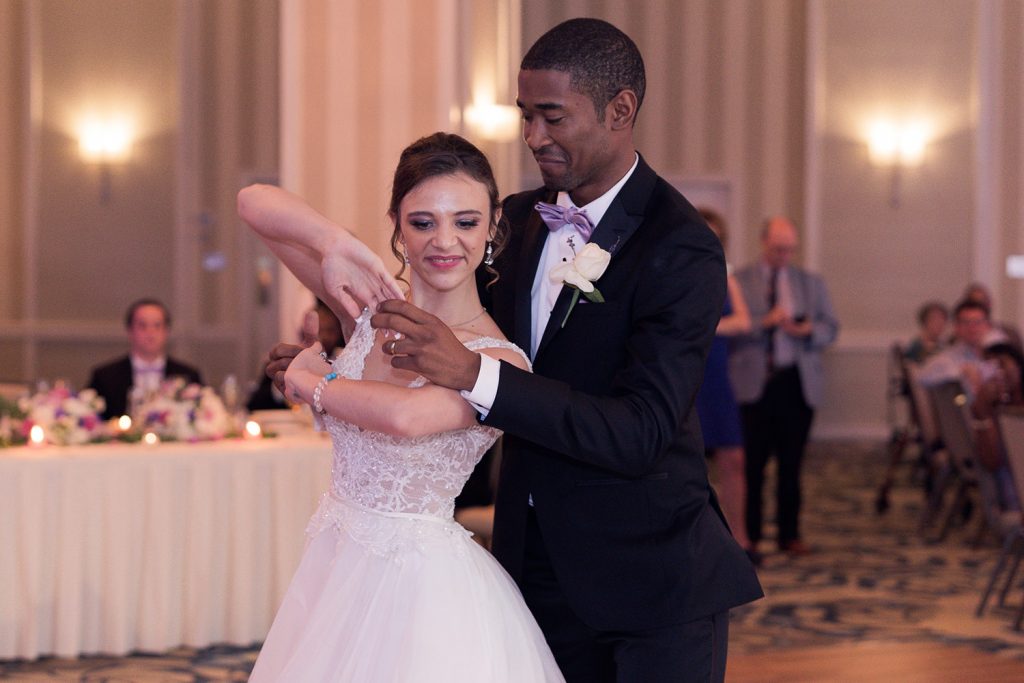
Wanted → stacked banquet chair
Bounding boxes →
[976,406,1024,628]
[908,365,947,533]
[875,344,941,515]
[924,380,1014,544]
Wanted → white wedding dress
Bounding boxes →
[249,315,564,682]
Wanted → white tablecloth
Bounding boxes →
[0,434,332,660]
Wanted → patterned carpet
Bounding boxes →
[3,440,1024,681]
[729,441,1024,659]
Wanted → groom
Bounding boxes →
[374,18,762,682]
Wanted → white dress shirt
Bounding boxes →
[463,154,639,415]
[131,354,167,394]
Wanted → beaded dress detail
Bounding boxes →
[249,313,563,683]
[324,312,523,518]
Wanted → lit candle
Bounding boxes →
[142,432,160,446]
[117,415,132,432]
[29,425,46,446]
[244,420,262,439]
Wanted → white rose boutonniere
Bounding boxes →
[548,240,611,327]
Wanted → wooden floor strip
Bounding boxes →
[727,641,1024,682]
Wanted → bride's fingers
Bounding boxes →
[332,288,363,321]
[381,277,404,301]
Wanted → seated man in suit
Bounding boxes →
[88,298,202,419]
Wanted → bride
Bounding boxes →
[239,133,564,682]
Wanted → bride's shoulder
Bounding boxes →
[459,332,530,372]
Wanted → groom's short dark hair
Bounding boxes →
[521,18,646,121]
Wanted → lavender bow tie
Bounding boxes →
[535,202,596,241]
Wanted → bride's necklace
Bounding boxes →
[445,307,486,328]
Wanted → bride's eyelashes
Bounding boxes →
[406,216,483,231]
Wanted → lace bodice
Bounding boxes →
[322,313,528,520]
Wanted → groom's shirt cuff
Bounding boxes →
[460,353,500,418]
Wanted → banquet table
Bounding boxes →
[0,433,332,660]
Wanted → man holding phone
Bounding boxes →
[729,216,839,558]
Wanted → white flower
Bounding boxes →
[572,242,611,280]
[548,242,611,327]
[549,242,611,293]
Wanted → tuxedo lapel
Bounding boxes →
[534,158,652,359]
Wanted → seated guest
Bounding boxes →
[917,299,1005,398]
[963,282,1023,352]
[970,342,1024,512]
[88,298,202,419]
[904,301,949,363]
[247,299,346,411]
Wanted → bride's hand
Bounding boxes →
[321,233,405,319]
[283,343,333,403]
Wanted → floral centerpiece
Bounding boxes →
[0,395,27,447]
[15,384,107,446]
[133,377,231,442]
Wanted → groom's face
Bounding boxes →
[517,69,616,205]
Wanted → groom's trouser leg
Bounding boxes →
[613,611,728,683]
[522,509,729,682]
[522,508,614,683]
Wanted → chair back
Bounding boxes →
[928,380,976,477]
[998,406,1024,507]
[906,364,940,446]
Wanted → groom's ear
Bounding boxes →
[607,89,638,131]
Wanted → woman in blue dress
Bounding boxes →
[696,209,757,563]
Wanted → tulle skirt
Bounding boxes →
[249,492,564,682]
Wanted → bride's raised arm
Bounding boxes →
[284,344,529,437]
[237,184,404,321]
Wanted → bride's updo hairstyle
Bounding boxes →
[388,132,509,287]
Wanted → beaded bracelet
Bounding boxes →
[312,371,338,416]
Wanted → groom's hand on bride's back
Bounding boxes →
[266,342,305,395]
[371,300,481,392]
[266,308,321,395]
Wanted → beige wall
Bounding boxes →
[4,1,1024,437]
[277,0,461,338]
[0,0,280,391]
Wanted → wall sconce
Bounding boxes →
[866,119,930,208]
[78,117,134,203]
[463,102,520,142]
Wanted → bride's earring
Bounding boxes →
[402,242,410,265]
[483,241,494,266]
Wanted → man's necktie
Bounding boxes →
[767,268,779,374]
[534,202,596,241]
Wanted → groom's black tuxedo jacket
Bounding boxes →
[88,356,203,419]
[482,156,762,632]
